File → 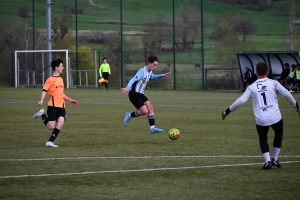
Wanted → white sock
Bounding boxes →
[150,125,155,130]
[273,147,281,160]
[263,152,270,163]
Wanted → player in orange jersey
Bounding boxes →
[33,58,78,147]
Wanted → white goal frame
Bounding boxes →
[14,49,69,88]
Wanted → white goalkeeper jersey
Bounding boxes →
[229,78,297,126]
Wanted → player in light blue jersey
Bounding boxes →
[121,56,172,134]
[222,62,300,170]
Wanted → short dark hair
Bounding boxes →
[51,59,64,70]
[284,63,290,67]
[148,56,158,63]
[256,62,269,76]
[291,64,296,69]
[102,57,107,61]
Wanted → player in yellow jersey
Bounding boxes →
[33,58,78,147]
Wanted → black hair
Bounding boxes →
[51,58,64,71]
[148,56,158,63]
[102,57,107,61]
[284,63,290,67]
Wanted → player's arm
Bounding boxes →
[38,90,47,106]
[276,81,299,117]
[99,65,102,77]
[122,70,144,93]
[63,94,78,107]
[151,72,172,80]
[222,89,251,120]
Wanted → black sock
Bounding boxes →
[130,111,139,117]
[41,114,48,126]
[48,128,60,142]
[148,115,155,126]
[105,83,108,89]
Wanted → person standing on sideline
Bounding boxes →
[222,62,300,170]
[99,57,111,91]
[33,58,78,147]
[121,55,172,134]
[277,63,290,87]
[243,67,254,91]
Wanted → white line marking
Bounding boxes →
[1,161,299,179]
[0,155,300,161]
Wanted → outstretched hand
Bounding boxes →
[121,88,129,94]
[164,72,172,77]
[70,100,78,107]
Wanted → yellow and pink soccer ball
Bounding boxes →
[168,128,180,140]
[98,78,105,84]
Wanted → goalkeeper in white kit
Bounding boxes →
[222,62,300,170]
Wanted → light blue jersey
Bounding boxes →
[126,66,164,94]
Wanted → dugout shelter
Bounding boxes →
[237,51,300,84]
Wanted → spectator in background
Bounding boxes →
[285,64,296,89]
[277,63,290,87]
[288,63,300,93]
[243,67,255,91]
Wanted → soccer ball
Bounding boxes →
[98,78,105,84]
[168,128,180,140]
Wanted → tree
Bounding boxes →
[19,6,29,18]
[142,14,171,54]
[285,0,296,51]
[0,17,45,85]
[52,9,73,43]
[234,17,257,43]
[276,2,288,15]
[214,20,237,46]
[176,0,201,51]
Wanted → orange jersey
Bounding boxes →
[43,76,65,108]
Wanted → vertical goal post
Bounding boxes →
[14,49,69,88]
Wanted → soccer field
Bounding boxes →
[0,88,299,199]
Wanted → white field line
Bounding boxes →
[1,161,300,179]
[0,155,300,161]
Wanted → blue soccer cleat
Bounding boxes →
[150,127,164,134]
[123,112,131,126]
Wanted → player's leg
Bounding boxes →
[103,72,109,90]
[45,108,65,147]
[144,101,163,134]
[270,119,283,168]
[123,92,145,126]
[256,124,272,169]
[33,108,49,126]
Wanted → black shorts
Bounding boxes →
[102,72,109,80]
[287,77,294,84]
[292,79,300,85]
[47,106,66,121]
[129,91,148,109]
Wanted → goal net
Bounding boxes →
[14,50,69,88]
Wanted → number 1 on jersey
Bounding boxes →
[261,92,267,105]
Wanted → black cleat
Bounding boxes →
[262,161,272,170]
[271,158,281,168]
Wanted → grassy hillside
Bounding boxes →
[0,0,299,59]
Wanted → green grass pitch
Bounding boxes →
[0,87,299,199]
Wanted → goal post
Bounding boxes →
[14,49,69,88]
